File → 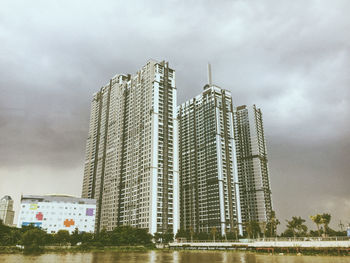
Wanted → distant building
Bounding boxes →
[17,194,96,234]
[82,60,179,235]
[177,65,243,237]
[233,105,273,226]
[0,195,15,226]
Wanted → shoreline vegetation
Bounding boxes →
[0,245,153,254]
[0,221,156,254]
[1,212,349,256]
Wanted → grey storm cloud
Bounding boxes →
[0,0,349,229]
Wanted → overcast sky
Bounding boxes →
[1,0,349,231]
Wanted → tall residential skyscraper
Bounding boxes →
[178,74,242,236]
[82,60,179,235]
[0,195,15,226]
[233,105,273,226]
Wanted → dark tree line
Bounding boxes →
[0,220,154,252]
[175,211,280,240]
[1,211,347,252]
[175,212,348,240]
[281,214,347,238]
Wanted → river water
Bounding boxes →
[1,251,349,263]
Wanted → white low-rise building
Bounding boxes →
[17,194,96,234]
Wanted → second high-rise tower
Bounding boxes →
[178,74,243,237]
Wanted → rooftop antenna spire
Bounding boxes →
[207,63,212,86]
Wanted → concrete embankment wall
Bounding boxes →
[169,241,350,249]
[250,241,350,248]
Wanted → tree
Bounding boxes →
[189,226,194,242]
[80,232,94,244]
[162,230,174,244]
[175,229,188,240]
[266,211,280,237]
[226,231,235,241]
[154,230,173,244]
[259,221,267,238]
[285,216,307,238]
[320,213,331,237]
[310,214,322,237]
[0,220,14,245]
[9,228,23,245]
[154,232,163,243]
[96,228,110,246]
[223,227,239,241]
[232,223,239,240]
[244,221,261,239]
[251,221,261,239]
[54,230,70,246]
[131,228,151,245]
[113,226,134,245]
[110,226,152,246]
[70,228,81,246]
[210,227,217,242]
[196,231,209,241]
[21,228,48,252]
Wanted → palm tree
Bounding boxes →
[270,211,281,237]
[245,221,261,239]
[310,214,322,237]
[244,222,252,239]
[189,226,194,242]
[232,223,238,240]
[235,224,239,240]
[259,221,267,239]
[321,213,331,237]
[286,218,297,238]
[286,216,307,238]
[210,227,217,242]
[268,211,280,237]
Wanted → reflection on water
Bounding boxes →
[1,251,350,263]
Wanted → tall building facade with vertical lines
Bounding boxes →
[233,105,273,226]
[82,60,179,235]
[178,84,243,237]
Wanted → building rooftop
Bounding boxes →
[21,194,96,205]
[236,105,247,110]
[1,195,12,201]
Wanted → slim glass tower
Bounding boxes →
[178,81,243,237]
[233,105,273,226]
[82,60,179,235]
